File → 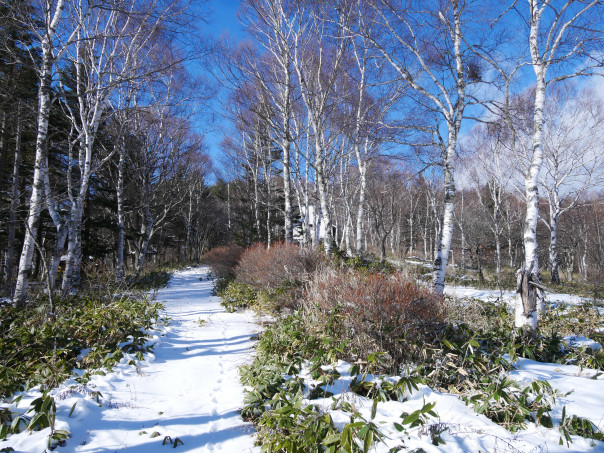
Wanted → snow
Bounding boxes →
[444,285,599,308]
[2,269,603,452]
[1,267,260,453]
[563,335,602,351]
[508,357,604,430]
[298,360,604,452]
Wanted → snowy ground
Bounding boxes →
[1,267,260,453]
[444,285,597,308]
[2,268,603,452]
[299,357,604,452]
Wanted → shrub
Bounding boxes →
[331,250,396,274]
[304,267,446,372]
[129,269,171,291]
[201,245,244,279]
[219,282,258,313]
[235,243,318,290]
[0,296,163,398]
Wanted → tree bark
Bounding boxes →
[316,155,333,253]
[5,107,22,283]
[116,138,126,282]
[433,132,457,296]
[549,207,561,285]
[282,78,294,243]
[516,73,546,330]
[13,33,57,305]
[356,164,367,255]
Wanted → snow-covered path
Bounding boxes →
[4,267,260,452]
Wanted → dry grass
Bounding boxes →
[235,242,319,290]
[201,246,244,279]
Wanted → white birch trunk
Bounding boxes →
[183,187,193,261]
[516,73,546,330]
[547,189,562,284]
[254,164,261,241]
[549,215,560,284]
[355,164,367,255]
[408,216,414,256]
[13,22,58,305]
[135,210,154,276]
[317,166,333,252]
[282,79,294,243]
[116,140,126,281]
[62,132,97,291]
[227,182,232,245]
[433,133,457,296]
[5,107,22,283]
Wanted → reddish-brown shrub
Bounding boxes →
[235,242,319,289]
[304,267,445,371]
[201,246,244,279]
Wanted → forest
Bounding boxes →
[0,0,604,451]
[0,0,602,313]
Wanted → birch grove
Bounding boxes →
[1,0,603,322]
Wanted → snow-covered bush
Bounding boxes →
[0,296,163,398]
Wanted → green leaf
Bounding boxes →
[371,399,378,420]
[363,429,374,452]
[52,429,71,439]
[28,412,50,431]
[341,430,351,453]
[442,339,454,349]
[393,422,405,433]
[10,416,27,434]
[402,411,420,425]
[421,402,436,414]
[323,433,341,446]
[358,424,370,439]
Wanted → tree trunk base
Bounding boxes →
[514,265,544,331]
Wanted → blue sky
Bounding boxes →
[206,0,244,39]
[196,0,244,178]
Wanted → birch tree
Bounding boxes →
[240,0,297,243]
[539,84,604,284]
[344,22,399,256]
[285,1,352,253]
[12,0,84,306]
[363,0,485,295]
[509,0,602,329]
[59,0,192,291]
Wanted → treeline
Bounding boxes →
[0,0,226,302]
[222,161,604,282]
[212,0,603,329]
[1,0,603,321]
